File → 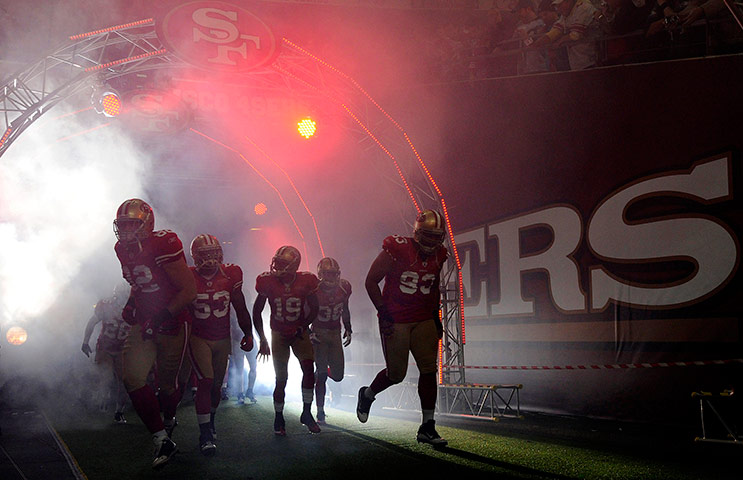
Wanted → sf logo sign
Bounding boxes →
[159,1,277,72]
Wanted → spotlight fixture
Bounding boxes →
[254,202,268,215]
[6,326,28,346]
[297,117,316,139]
[92,83,122,117]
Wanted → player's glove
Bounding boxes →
[142,308,172,340]
[377,305,394,338]
[141,320,155,340]
[240,334,254,352]
[434,315,444,340]
[342,329,352,347]
[121,296,136,325]
[309,329,320,344]
[81,343,93,357]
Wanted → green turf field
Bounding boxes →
[55,396,739,480]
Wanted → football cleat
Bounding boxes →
[237,393,245,405]
[246,392,257,403]
[114,412,127,424]
[220,386,229,401]
[199,439,216,457]
[416,420,448,448]
[300,411,321,434]
[152,438,178,469]
[356,386,374,423]
[316,410,326,425]
[274,412,287,436]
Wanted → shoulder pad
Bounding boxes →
[340,279,352,296]
[382,235,410,259]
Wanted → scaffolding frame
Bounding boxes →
[0,15,514,421]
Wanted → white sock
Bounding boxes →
[302,388,314,404]
[197,414,210,424]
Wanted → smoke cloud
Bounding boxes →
[0,0,456,418]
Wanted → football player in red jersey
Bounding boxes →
[186,234,264,456]
[81,283,132,424]
[311,257,353,424]
[113,198,197,469]
[253,245,321,435]
[357,209,449,447]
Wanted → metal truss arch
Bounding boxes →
[0,16,468,388]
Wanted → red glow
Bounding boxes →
[101,94,121,117]
[278,42,465,344]
[254,203,268,215]
[56,123,111,143]
[69,18,154,40]
[244,135,325,259]
[438,306,444,384]
[189,128,310,265]
[297,118,316,138]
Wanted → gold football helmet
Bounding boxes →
[413,209,446,254]
[191,234,223,276]
[271,245,301,277]
[317,257,341,287]
[113,198,154,245]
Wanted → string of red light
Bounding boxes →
[441,359,743,370]
[189,128,310,264]
[69,18,155,40]
[270,63,422,213]
[243,135,326,259]
[281,38,466,343]
[84,49,167,72]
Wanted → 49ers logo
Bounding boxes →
[159,1,277,72]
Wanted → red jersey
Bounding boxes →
[189,264,243,341]
[94,299,131,354]
[114,229,187,334]
[255,271,319,335]
[314,279,352,330]
[381,235,448,324]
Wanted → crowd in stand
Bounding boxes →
[418,0,743,79]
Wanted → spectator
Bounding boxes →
[646,0,683,37]
[597,0,654,35]
[513,0,552,73]
[532,0,600,70]
[679,0,730,28]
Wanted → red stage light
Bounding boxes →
[254,202,268,215]
[100,93,122,117]
[6,326,28,346]
[297,118,316,138]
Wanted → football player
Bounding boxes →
[186,234,264,456]
[253,245,321,435]
[357,209,449,447]
[228,311,259,404]
[310,257,352,424]
[113,198,197,469]
[81,283,131,424]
